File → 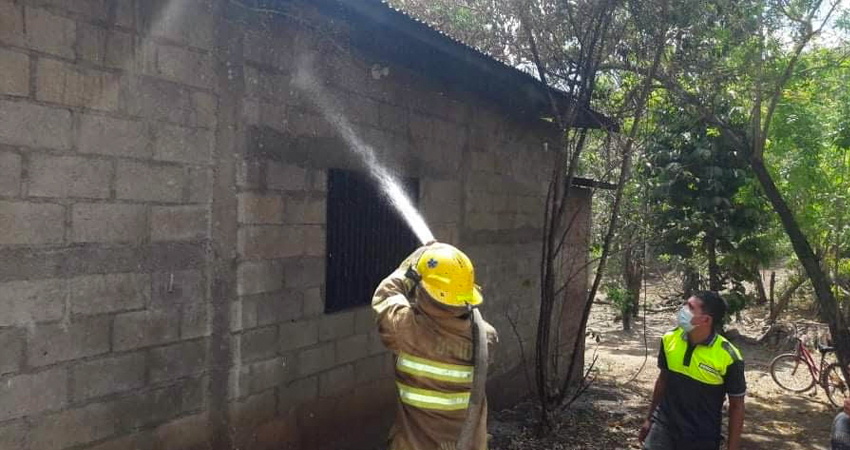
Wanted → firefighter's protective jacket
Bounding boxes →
[372,249,498,450]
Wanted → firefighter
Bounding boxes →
[372,242,498,450]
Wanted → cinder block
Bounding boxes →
[0,329,23,375]
[112,379,201,429]
[279,319,318,352]
[146,43,213,89]
[355,353,392,384]
[142,0,214,49]
[37,59,119,111]
[149,339,207,383]
[297,342,335,377]
[151,205,208,241]
[282,257,324,289]
[229,391,276,429]
[261,71,294,105]
[27,316,110,366]
[153,412,210,450]
[283,194,326,225]
[115,0,135,28]
[243,29,292,70]
[0,0,24,46]
[240,326,278,362]
[29,0,109,21]
[267,162,308,191]
[31,402,116,450]
[0,100,72,150]
[354,307,374,335]
[152,124,212,164]
[25,7,75,58]
[191,91,216,128]
[76,23,134,69]
[241,98,260,125]
[302,287,324,317]
[71,353,146,400]
[238,193,284,224]
[181,302,211,339]
[318,311,354,342]
[0,367,66,421]
[241,357,287,395]
[116,161,184,202]
[0,49,28,96]
[123,76,193,124]
[151,270,203,306]
[279,376,318,409]
[378,102,408,133]
[236,158,263,189]
[0,150,21,196]
[113,309,180,351]
[318,364,355,398]
[341,93,380,127]
[367,331,388,356]
[237,260,283,296]
[83,433,153,450]
[187,166,212,203]
[70,273,149,315]
[244,291,302,327]
[0,278,66,327]
[0,421,27,450]
[237,226,303,260]
[29,155,112,199]
[77,114,149,158]
[301,226,326,257]
[310,169,327,192]
[72,203,146,243]
[335,334,368,365]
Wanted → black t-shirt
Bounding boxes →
[653,332,746,444]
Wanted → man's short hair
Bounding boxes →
[694,290,727,331]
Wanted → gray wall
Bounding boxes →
[0,1,592,449]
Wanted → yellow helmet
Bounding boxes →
[414,243,483,307]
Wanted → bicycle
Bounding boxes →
[769,325,849,407]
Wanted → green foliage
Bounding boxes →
[604,282,634,318]
[644,102,778,292]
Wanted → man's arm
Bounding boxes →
[727,395,745,450]
[639,370,667,442]
[371,246,432,352]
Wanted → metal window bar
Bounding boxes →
[325,169,420,313]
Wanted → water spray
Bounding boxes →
[292,58,435,245]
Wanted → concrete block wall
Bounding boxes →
[0,0,592,449]
[0,0,214,448]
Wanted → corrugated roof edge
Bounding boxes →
[333,0,617,131]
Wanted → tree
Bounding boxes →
[618,0,850,376]
[645,103,778,311]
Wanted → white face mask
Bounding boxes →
[677,306,695,332]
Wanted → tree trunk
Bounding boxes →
[683,265,700,298]
[769,271,776,314]
[750,156,850,381]
[754,269,768,305]
[767,275,806,324]
[623,312,631,331]
[706,233,722,291]
[623,243,643,318]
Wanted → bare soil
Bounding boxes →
[489,297,839,449]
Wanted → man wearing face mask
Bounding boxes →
[638,291,746,450]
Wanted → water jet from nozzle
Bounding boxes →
[293,58,435,245]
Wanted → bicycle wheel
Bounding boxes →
[770,353,815,392]
[824,363,849,408]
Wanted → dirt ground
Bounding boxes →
[489,295,840,449]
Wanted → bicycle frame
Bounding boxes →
[793,338,831,384]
